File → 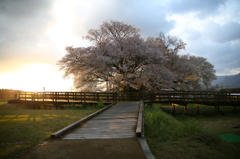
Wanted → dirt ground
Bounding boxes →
[15,138,147,159]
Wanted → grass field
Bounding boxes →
[1,99,240,159]
[0,99,99,159]
[145,104,240,159]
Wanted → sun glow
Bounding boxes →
[46,0,76,50]
[0,63,73,92]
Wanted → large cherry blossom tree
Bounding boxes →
[146,33,216,90]
[58,20,216,92]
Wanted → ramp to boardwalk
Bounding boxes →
[16,102,153,159]
[62,102,140,140]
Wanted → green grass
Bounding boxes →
[145,104,240,159]
[0,99,99,159]
[145,106,202,141]
[1,99,240,159]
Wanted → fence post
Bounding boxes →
[84,92,86,102]
[68,92,69,102]
[81,92,82,103]
[114,92,117,102]
[97,93,100,102]
[55,92,57,102]
[32,92,35,101]
[233,105,236,112]
[184,105,187,115]
[197,105,200,115]
[173,104,175,115]
[51,92,55,102]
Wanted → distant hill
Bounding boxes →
[212,73,240,88]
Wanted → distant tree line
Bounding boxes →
[0,89,20,99]
[220,88,240,92]
[58,20,216,92]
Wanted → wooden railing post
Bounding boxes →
[67,92,69,102]
[197,105,200,115]
[84,92,86,102]
[52,92,54,102]
[32,92,35,101]
[184,105,187,115]
[97,93,100,102]
[114,92,117,102]
[80,92,82,102]
[173,104,175,115]
[55,92,57,102]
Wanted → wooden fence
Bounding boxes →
[146,91,240,106]
[18,91,240,106]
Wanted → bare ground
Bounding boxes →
[14,138,147,159]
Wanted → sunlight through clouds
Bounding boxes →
[0,63,73,91]
[46,0,91,54]
[47,1,76,50]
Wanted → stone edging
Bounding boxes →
[138,138,156,159]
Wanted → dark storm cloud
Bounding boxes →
[0,0,50,18]
[185,37,240,75]
[75,0,175,37]
[163,0,240,75]
[213,48,240,75]
[167,0,226,17]
[0,0,52,42]
[115,0,175,36]
[205,22,240,43]
[0,0,54,70]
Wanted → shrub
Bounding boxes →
[81,102,89,109]
[96,99,105,109]
[144,106,201,141]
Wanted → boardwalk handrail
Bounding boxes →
[19,92,118,102]
[18,91,240,105]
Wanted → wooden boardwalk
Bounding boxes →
[17,91,240,107]
[62,102,140,139]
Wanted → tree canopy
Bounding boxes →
[58,20,216,92]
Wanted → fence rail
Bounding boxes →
[149,91,240,104]
[18,91,240,106]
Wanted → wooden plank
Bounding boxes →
[51,103,115,138]
[62,102,140,139]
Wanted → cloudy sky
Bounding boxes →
[0,0,239,91]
